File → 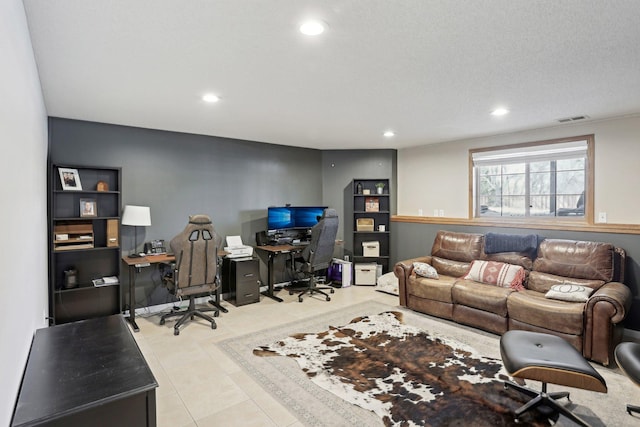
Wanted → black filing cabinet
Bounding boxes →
[222,257,261,306]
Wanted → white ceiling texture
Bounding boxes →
[23,0,640,150]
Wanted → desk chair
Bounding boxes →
[615,341,640,416]
[289,208,338,302]
[160,214,221,335]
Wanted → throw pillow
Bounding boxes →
[413,262,439,279]
[464,260,525,290]
[545,284,594,302]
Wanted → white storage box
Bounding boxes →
[362,241,380,257]
[355,263,378,286]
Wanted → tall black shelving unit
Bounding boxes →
[49,164,122,325]
[352,178,390,275]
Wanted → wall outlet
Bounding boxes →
[433,209,439,217]
[439,209,445,217]
[418,209,423,216]
[598,212,607,223]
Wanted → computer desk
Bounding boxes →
[122,252,228,332]
[253,244,304,302]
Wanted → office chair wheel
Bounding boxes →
[298,296,303,302]
[289,290,294,295]
[160,318,166,325]
[211,322,217,330]
[214,311,219,317]
[330,288,335,293]
[174,328,180,336]
[326,296,331,301]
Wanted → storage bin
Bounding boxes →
[356,218,374,231]
[362,241,380,257]
[354,263,377,286]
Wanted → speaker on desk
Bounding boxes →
[256,231,269,246]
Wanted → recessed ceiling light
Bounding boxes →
[299,20,326,36]
[491,108,509,116]
[202,94,220,103]
[383,130,395,137]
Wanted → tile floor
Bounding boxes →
[131,285,397,427]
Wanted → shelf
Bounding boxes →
[53,190,120,194]
[352,178,391,275]
[49,164,122,325]
[353,211,391,215]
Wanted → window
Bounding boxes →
[471,135,593,220]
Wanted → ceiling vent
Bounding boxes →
[557,115,590,123]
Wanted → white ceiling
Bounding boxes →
[22,0,640,150]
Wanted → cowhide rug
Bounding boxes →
[254,311,549,427]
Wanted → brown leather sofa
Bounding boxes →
[394,230,632,365]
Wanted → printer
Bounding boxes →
[224,235,254,259]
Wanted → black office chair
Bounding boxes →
[160,214,221,335]
[615,341,640,416]
[289,208,339,302]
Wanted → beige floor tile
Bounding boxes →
[137,285,388,425]
[178,375,250,420]
[229,370,298,426]
[157,390,195,427]
[195,400,277,427]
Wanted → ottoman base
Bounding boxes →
[500,330,607,427]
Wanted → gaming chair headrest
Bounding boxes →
[188,214,212,225]
[322,208,338,219]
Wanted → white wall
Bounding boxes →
[0,0,48,425]
[398,115,640,223]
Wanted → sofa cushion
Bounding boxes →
[452,279,512,317]
[507,289,584,335]
[545,284,594,302]
[527,271,605,293]
[463,260,526,290]
[431,257,471,278]
[408,274,456,303]
[413,262,438,279]
[533,239,615,282]
[431,230,483,263]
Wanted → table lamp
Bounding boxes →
[122,205,151,257]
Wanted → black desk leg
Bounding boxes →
[262,252,283,302]
[127,265,140,332]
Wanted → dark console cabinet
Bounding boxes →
[222,257,261,306]
[12,315,157,427]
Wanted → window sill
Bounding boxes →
[391,215,640,235]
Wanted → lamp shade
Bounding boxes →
[122,205,151,226]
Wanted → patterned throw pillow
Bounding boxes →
[413,262,439,279]
[545,284,594,302]
[464,260,525,290]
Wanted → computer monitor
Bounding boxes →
[267,206,328,231]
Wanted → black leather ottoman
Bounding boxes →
[615,341,640,416]
[500,330,607,426]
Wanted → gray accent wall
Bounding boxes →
[321,149,397,258]
[49,118,397,308]
[392,222,640,331]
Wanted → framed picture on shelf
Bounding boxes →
[365,197,380,212]
[58,167,82,191]
[80,198,97,217]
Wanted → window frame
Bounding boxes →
[468,135,594,224]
